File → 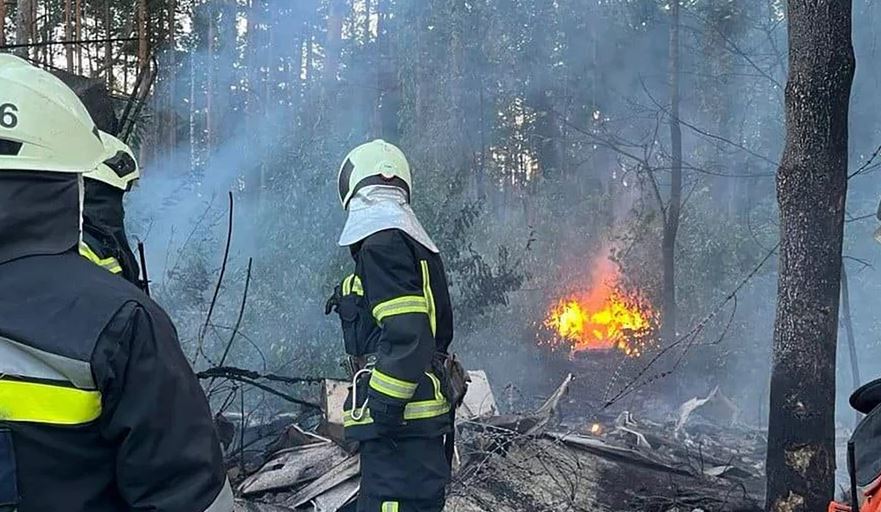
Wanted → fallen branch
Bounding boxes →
[196,369,321,410]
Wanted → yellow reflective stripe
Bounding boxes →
[420,260,437,336]
[372,295,429,323]
[343,408,373,426]
[345,372,450,426]
[0,379,102,425]
[369,369,418,400]
[351,275,363,296]
[426,371,443,402]
[382,502,400,512]
[79,242,122,274]
[342,275,354,296]
[404,399,450,420]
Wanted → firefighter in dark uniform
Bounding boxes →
[0,55,232,512]
[328,140,455,512]
[78,130,142,286]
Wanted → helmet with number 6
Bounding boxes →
[0,54,106,173]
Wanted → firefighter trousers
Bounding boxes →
[357,435,449,512]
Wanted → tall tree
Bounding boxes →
[0,0,6,48]
[765,1,855,510]
[14,0,35,58]
[661,0,682,346]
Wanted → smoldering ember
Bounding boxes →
[1,1,880,512]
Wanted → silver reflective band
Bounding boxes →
[0,335,95,389]
[203,478,234,512]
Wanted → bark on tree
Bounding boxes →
[104,0,113,89]
[0,0,6,48]
[840,265,862,428]
[75,0,83,72]
[765,1,855,510]
[14,0,35,58]
[64,0,74,71]
[323,0,345,93]
[661,0,682,346]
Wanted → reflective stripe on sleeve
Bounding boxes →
[382,502,400,512]
[369,369,418,400]
[420,260,437,336]
[79,242,122,274]
[371,295,429,323]
[0,379,101,425]
[342,275,364,297]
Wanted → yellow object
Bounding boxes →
[420,260,437,336]
[369,369,418,400]
[79,241,122,274]
[0,379,102,425]
[372,295,429,323]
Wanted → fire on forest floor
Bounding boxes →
[228,372,767,512]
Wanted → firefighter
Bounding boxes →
[329,140,455,512]
[0,55,232,512]
[79,130,142,286]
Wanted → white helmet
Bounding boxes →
[88,131,140,191]
[0,54,106,173]
[337,139,412,209]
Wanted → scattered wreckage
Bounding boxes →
[220,370,766,512]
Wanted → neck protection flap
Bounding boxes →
[338,185,439,253]
[0,171,81,265]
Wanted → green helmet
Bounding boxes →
[88,131,140,191]
[337,139,412,209]
[0,54,106,173]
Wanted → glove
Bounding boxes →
[325,284,342,315]
[367,392,406,434]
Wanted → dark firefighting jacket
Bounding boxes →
[339,229,454,441]
[0,171,231,512]
[79,179,141,286]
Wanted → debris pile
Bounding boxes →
[227,374,765,512]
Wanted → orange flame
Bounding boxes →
[544,258,656,356]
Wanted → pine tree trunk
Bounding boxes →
[64,0,74,71]
[0,0,6,48]
[661,0,682,346]
[14,0,35,58]
[764,1,855,510]
[104,0,113,89]
[75,0,83,72]
[840,265,862,428]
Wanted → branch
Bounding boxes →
[603,242,779,407]
[849,144,881,179]
[193,192,234,365]
[198,366,326,385]
[0,37,138,50]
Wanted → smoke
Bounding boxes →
[124,0,881,444]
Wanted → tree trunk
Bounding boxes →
[104,0,113,89]
[64,0,74,71]
[75,0,83,73]
[661,0,682,346]
[840,265,862,428]
[323,0,345,91]
[14,0,35,58]
[765,1,855,510]
[137,0,149,75]
[0,0,6,48]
